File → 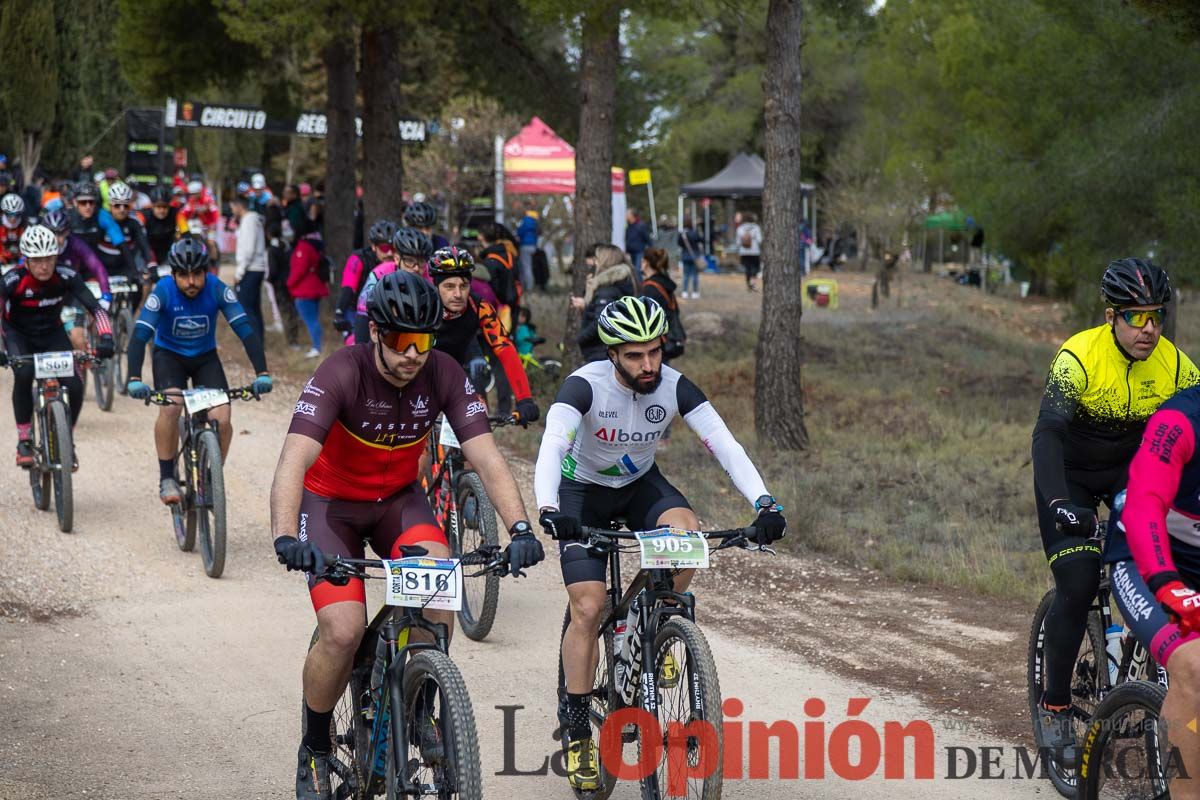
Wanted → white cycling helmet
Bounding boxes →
[1,192,24,217]
[19,225,59,259]
[108,181,133,204]
[187,180,203,195]
[250,172,266,190]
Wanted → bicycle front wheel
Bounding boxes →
[192,429,226,577]
[640,618,723,800]
[114,307,134,393]
[93,352,114,411]
[392,649,481,800]
[48,400,74,533]
[1077,680,1170,800]
[453,471,500,641]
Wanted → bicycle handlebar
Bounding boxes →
[316,544,510,583]
[144,384,262,407]
[578,525,774,554]
[3,352,101,369]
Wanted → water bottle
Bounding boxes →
[619,600,643,706]
[1104,624,1123,686]
[612,620,629,696]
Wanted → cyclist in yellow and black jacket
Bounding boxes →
[1030,257,1199,765]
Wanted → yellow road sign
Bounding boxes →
[628,168,651,186]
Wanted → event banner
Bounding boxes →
[164,98,428,143]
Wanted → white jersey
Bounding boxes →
[534,360,769,511]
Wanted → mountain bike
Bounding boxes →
[145,385,260,578]
[424,413,522,641]
[557,523,771,800]
[520,345,562,400]
[305,544,510,800]
[85,277,137,411]
[1026,537,1169,797]
[5,351,98,533]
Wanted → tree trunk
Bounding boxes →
[563,2,619,370]
[21,131,43,186]
[361,23,405,226]
[754,0,809,450]
[323,17,357,277]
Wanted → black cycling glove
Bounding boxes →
[515,398,540,424]
[504,528,545,577]
[751,509,787,545]
[95,334,115,360]
[539,510,582,541]
[274,535,326,574]
[1051,502,1099,538]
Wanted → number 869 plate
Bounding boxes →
[635,528,710,569]
[383,557,463,611]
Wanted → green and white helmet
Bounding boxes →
[597,296,668,345]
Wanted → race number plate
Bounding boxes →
[439,415,461,449]
[182,388,229,414]
[635,528,710,569]
[34,351,75,379]
[85,281,102,299]
[383,557,463,612]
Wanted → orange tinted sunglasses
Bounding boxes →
[379,330,435,354]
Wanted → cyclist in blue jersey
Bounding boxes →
[124,237,273,504]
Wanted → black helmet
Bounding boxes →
[150,185,172,204]
[42,208,69,234]
[368,219,398,245]
[1101,258,1171,307]
[367,270,442,332]
[168,236,211,273]
[74,182,99,201]
[403,201,437,229]
[391,226,433,258]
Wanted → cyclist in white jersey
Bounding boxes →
[534,295,786,791]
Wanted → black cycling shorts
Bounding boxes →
[558,464,690,585]
[1035,463,1127,559]
[299,482,446,611]
[152,347,228,392]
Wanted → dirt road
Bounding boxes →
[0,359,1053,798]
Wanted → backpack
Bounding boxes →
[644,276,686,359]
[739,227,753,249]
[316,252,332,284]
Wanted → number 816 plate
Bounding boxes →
[383,557,462,611]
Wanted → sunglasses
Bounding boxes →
[112,203,129,210]
[379,330,435,354]
[76,199,96,206]
[1118,308,1165,328]
[375,243,394,254]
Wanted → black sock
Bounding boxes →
[566,692,592,741]
[302,703,333,754]
[159,459,175,481]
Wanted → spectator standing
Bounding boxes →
[736,212,763,291]
[282,185,307,246]
[572,243,638,362]
[232,194,268,340]
[287,231,330,358]
[624,208,652,281]
[516,200,540,292]
[640,247,684,362]
[264,202,300,346]
[677,217,702,299]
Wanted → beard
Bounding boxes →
[613,357,662,394]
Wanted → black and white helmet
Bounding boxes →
[391,227,433,258]
[41,208,69,234]
[1101,258,1171,308]
[108,181,133,204]
[19,225,59,258]
[1,192,25,217]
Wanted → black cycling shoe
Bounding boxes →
[1034,703,1078,769]
[15,439,33,468]
[295,745,334,800]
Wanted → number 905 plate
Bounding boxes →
[635,528,710,569]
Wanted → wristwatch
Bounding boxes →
[754,495,782,513]
[510,520,534,537]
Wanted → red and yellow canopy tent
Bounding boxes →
[501,116,626,245]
